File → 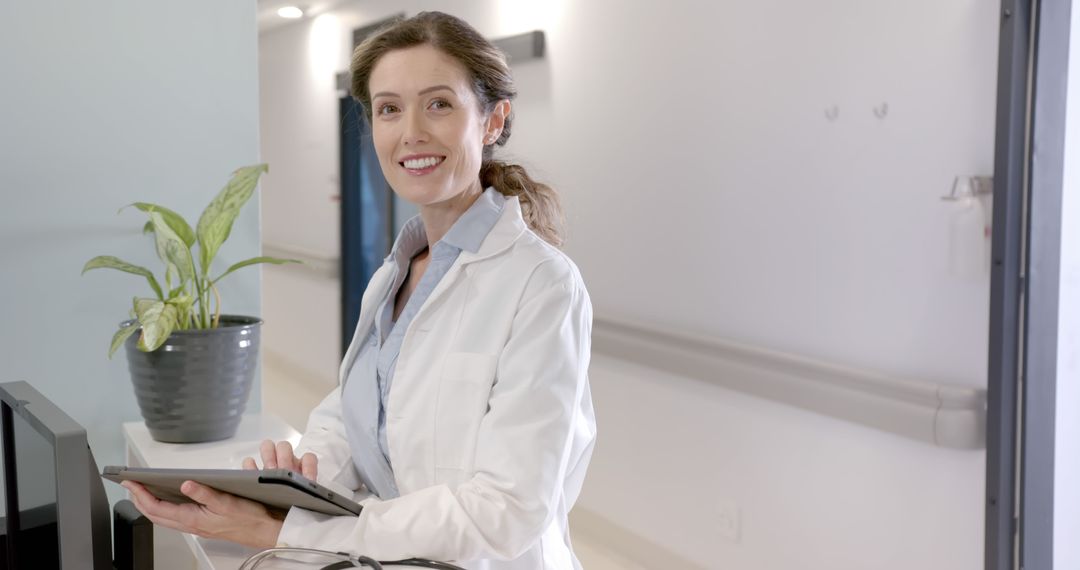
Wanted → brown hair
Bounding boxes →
[350,11,565,247]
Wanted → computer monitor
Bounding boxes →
[0,381,112,570]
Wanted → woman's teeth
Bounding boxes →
[403,157,442,169]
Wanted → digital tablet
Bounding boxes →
[102,466,362,517]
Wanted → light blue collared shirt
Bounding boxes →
[341,188,505,499]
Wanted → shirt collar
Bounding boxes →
[389,215,428,262]
[441,187,505,253]
[389,187,506,260]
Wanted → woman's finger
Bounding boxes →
[120,480,143,495]
[260,439,277,469]
[241,456,258,470]
[181,480,230,512]
[126,480,196,526]
[275,441,296,471]
[121,481,151,516]
[300,452,318,480]
[122,481,159,513]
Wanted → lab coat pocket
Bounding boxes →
[435,352,497,472]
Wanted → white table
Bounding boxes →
[123,415,325,570]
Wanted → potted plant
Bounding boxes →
[83,164,297,443]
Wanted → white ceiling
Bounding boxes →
[256,0,341,34]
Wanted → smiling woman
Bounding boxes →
[351,13,566,248]
[366,45,508,221]
[124,10,596,570]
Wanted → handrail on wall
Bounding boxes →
[258,251,987,450]
[592,317,986,450]
[262,242,339,279]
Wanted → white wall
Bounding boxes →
[588,354,982,569]
[259,14,352,391]
[262,0,997,388]
[1054,3,1080,567]
[0,1,261,504]
[531,0,995,389]
[258,1,992,567]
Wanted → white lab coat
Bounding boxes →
[277,197,597,570]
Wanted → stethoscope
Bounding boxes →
[240,547,467,570]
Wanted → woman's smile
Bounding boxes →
[399,154,446,175]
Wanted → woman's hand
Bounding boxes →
[121,479,284,549]
[122,440,318,548]
[241,439,318,480]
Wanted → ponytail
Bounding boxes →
[480,160,564,248]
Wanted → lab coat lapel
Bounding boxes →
[338,261,397,386]
[386,198,527,489]
[406,197,527,332]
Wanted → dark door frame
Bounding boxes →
[987,0,1072,568]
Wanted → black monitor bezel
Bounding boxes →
[0,381,109,569]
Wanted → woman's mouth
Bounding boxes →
[400,155,445,175]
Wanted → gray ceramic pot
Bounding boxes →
[123,315,261,443]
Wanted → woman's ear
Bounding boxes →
[484,100,512,144]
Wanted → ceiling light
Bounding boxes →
[278,6,304,19]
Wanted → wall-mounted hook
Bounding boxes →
[825,105,840,122]
[942,175,993,201]
[873,103,889,119]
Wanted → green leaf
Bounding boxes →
[124,202,196,247]
[212,256,301,285]
[108,321,140,359]
[196,164,269,275]
[142,221,154,235]
[82,256,163,300]
[166,293,196,330]
[166,293,194,312]
[134,297,158,314]
[134,298,179,352]
[166,292,194,306]
[150,211,195,284]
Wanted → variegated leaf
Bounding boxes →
[109,321,140,359]
[212,256,301,285]
[134,298,178,352]
[151,211,195,284]
[125,202,196,247]
[196,164,268,275]
[82,256,163,300]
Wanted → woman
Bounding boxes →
[123,11,596,569]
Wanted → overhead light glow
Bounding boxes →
[278,6,304,19]
[308,14,344,83]
[496,0,565,36]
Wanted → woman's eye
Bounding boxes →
[377,104,399,116]
[429,99,452,111]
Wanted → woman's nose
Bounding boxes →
[402,109,429,145]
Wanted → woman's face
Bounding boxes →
[368,45,505,208]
